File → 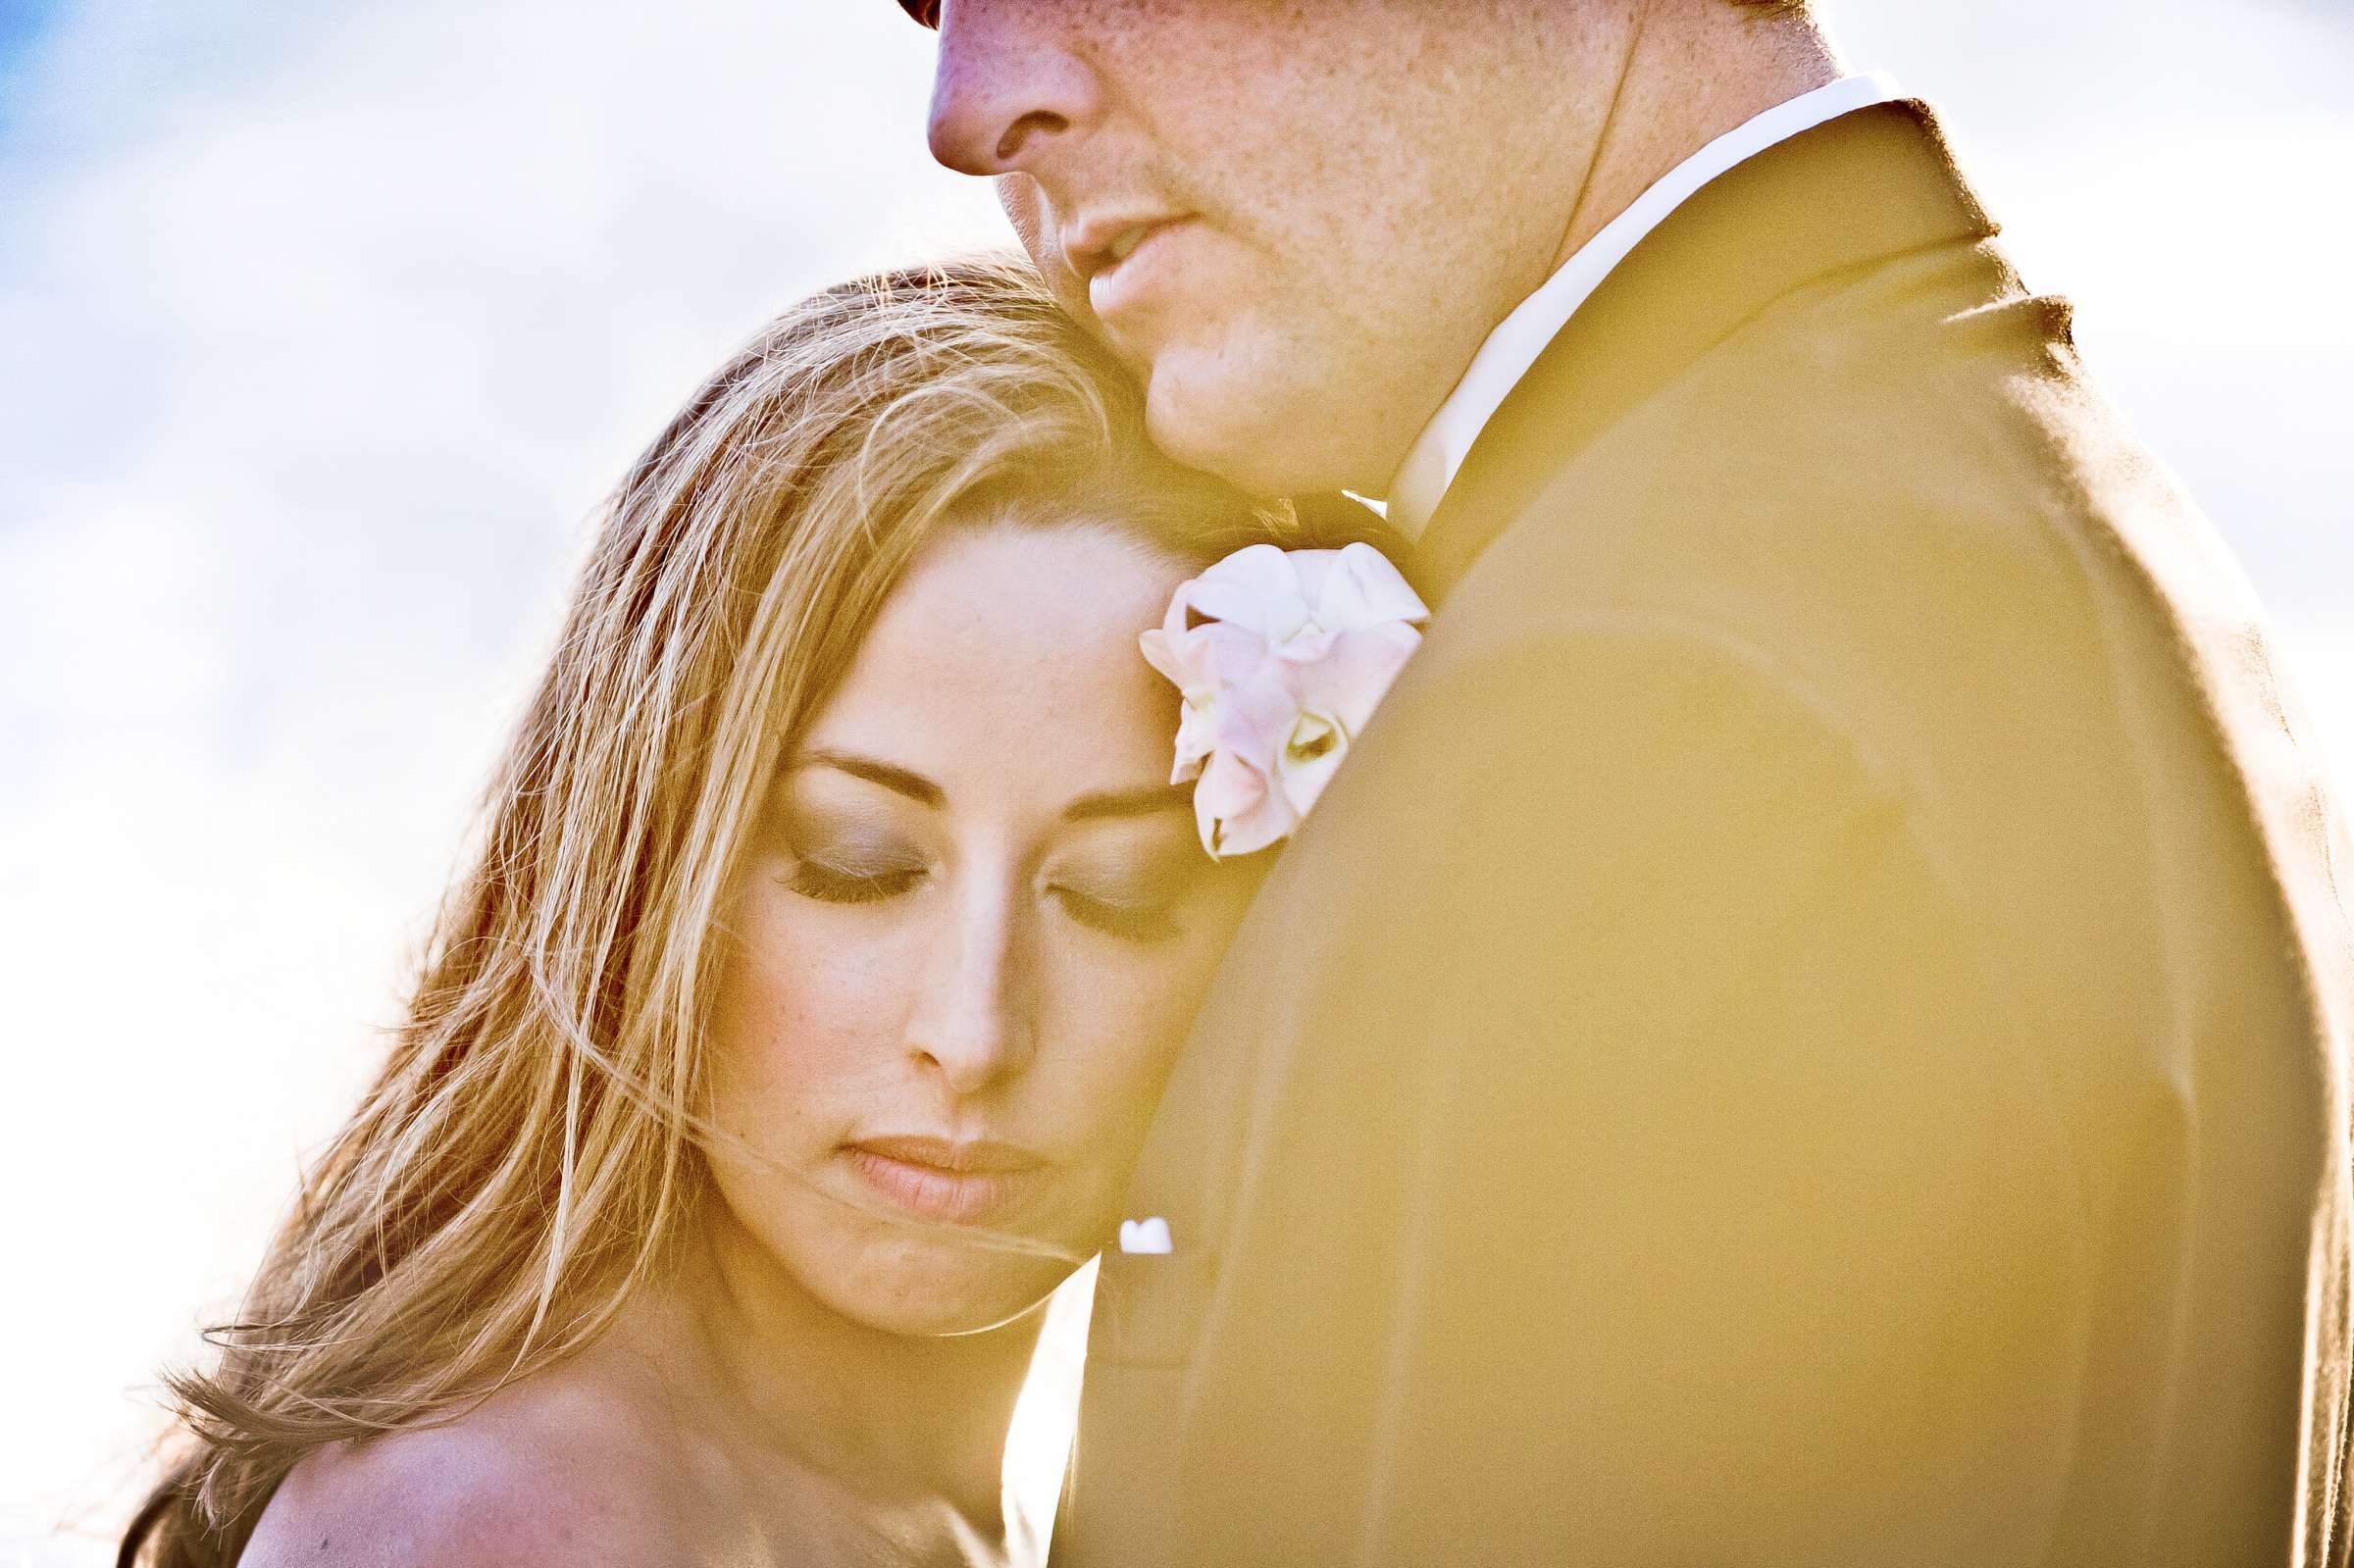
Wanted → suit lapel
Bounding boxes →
[1417,99,1994,598]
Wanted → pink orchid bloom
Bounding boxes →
[1138,542,1429,858]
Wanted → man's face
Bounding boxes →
[914,0,1636,496]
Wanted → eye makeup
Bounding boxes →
[768,763,1217,937]
[778,793,933,907]
[1044,837,1205,944]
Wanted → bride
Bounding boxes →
[120,258,1391,1567]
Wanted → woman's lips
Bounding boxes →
[843,1136,1049,1225]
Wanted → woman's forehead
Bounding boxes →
[801,525,1187,811]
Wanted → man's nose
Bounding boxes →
[907,880,1035,1096]
[925,2,1103,177]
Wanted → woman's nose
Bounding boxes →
[925,1,1104,177]
[907,880,1035,1095]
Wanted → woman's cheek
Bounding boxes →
[1098,902,1254,1104]
[709,882,900,1141]
[1070,946,1219,1129]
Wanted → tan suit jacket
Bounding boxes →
[1064,103,2354,1565]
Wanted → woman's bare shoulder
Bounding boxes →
[241,1367,713,1566]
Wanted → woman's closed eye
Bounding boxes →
[785,839,930,905]
[1047,855,1199,944]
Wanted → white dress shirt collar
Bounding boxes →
[1383,72,1901,537]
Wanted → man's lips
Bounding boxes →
[1077,217,1198,323]
[1061,211,1186,282]
[842,1134,1050,1225]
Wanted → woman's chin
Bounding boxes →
[825,1238,1079,1340]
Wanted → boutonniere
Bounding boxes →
[1140,542,1430,858]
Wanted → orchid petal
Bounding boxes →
[1272,627,1339,665]
[1298,622,1424,737]
[1285,548,1341,619]
[1206,663,1304,770]
[1213,796,1297,858]
[1169,702,1213,784]
[1200,749,1297,858]
[1194,746,1264,822]
[1187,620,1278,689]
[1186,543,1314,642]
[1276,711,1351,817]
[1138,626,1184,688]
[1196,748,1296,858]
[1312,541,1432,634]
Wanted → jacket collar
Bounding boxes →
[1412,99,1997,599]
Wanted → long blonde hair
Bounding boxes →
[123,256,1381,1567]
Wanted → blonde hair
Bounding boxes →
[123,256,1386,1567]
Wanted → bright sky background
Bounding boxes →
[3,1,2349,1560]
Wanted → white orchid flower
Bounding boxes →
[1139,542,1429,858]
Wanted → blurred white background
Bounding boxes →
[2,0,2348,1559]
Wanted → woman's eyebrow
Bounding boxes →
[795,749,945,809]
[1065,782,1194,822]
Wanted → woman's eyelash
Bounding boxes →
[1051,885,1183,943]
[783,842,1192,938]
[786,857,925,905]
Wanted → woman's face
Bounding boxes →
[706,521,1258,1337]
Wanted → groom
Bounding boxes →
[896,1,2354,1561]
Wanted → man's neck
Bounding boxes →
[1375,6,1855,530]
[1553,7,1844,275]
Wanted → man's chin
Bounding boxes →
[1141,357,1360,498]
